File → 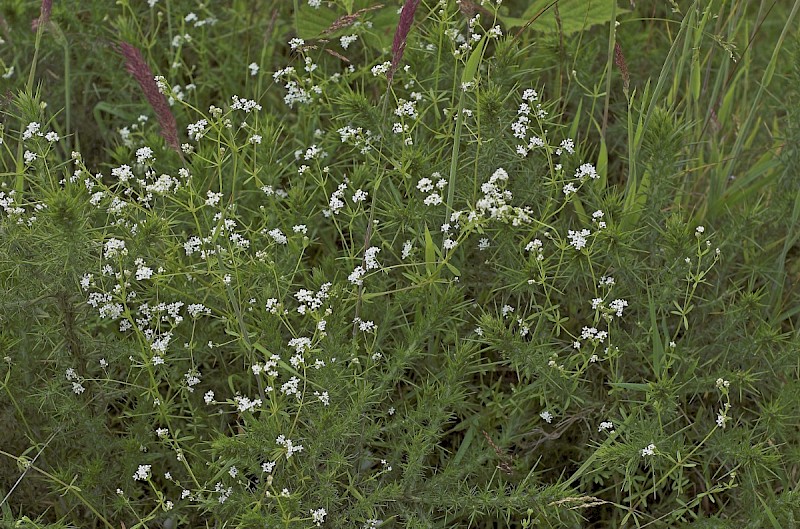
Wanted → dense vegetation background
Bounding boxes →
[1,0,799,527]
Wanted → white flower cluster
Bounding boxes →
[417,172,447,206]
[371,61,392,76]
[133,464,151,481]
[66,368,86,395]
[230,95,262,113]
[311,508,327,526]
[104,238,128,259]
[512,89,547,156]
[567,229,591,251]
[276,435,304,458]
[473,168,533,226]
[525,238,544,261]
[340,34,358,49]
[294,282,331,315]
[252,353,281,378]
[273,66,314,108]
[0,190,45,226]
[364,247,381,270]
[234,395,262,413]
[187,119,208,141]
[337,125,375,154]
[563,163,600,197]
[326,180,349,216]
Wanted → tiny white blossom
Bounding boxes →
[598,421,614,432]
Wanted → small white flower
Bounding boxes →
[716,410,729,429]
[401,240,413,259]
[641,443,656,457]
[540,411,553,423]
[598,421,614,432]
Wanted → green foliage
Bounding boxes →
[1,1,799,528]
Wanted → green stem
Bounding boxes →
[600,0,617,139]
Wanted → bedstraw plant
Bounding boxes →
[1,1,799,528]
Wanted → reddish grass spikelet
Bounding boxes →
[322,4,383,35]
[457,0,493,19]
[31,0,52,32]
[614,42,630,95]
[118,42,181,154]
[324,48,351,63]
[388,0,420,85]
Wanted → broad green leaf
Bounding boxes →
[495,15,530,28]
[462,35,486,84]
[608,382,649,392]
[424,225,436,276]
[444,259,461,277]
[690,50,701,102]
[521,0,628,36]
[295,5,339,39]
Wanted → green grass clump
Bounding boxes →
[1,1,799,527]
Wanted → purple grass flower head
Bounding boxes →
[614,42,630,94]
[388,0,420,85]
[31,0,52,31]
[118,42,181,154]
